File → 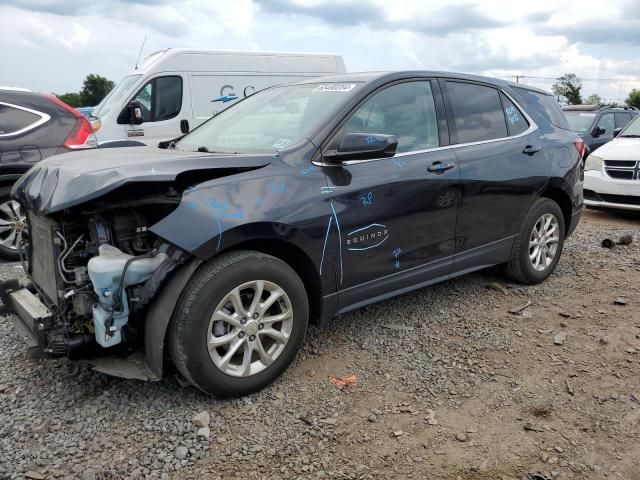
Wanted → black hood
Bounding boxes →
[11,146,274,215]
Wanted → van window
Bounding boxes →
[446,82,507,143]
[341,81,439,153]
[131,76,182,122]
[0,103,43,135]
[500,93,529,136]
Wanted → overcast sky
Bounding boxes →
[1,0,640,103]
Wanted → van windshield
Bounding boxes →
[176,82,361,154]
[619,115,640,137]
[91,74,141,118]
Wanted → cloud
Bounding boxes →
[256,0,504,35]
[3,0,169,16]
[544,22,640,45]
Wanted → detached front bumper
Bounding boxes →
[584,170,640,211]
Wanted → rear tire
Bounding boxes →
[169,250,308,397]
[0,186,24,261]
[506,198,565,284]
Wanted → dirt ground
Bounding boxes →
[1,208,639,480]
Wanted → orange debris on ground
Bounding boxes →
[328,374,357,389]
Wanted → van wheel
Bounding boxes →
[169,251,308,397]
[0,186,26,261]
[506,198,565,284]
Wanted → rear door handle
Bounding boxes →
[522,145,542,155]
[428,161,455,173]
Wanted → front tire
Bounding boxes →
[0,186,26,261]
[169,251,309,397]
[506,198,565,284]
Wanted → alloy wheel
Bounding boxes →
[529,213,559,272]
[207,280,294,377]
[0,199,27,251]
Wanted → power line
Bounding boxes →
[512,75,640,83]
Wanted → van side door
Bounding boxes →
[125,74,188,143]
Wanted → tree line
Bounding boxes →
[56,74,115,108]
[552,73,640,108]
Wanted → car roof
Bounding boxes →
[563,104,638,112]
[292,71,552,95]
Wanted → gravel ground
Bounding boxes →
[0,209,639,480]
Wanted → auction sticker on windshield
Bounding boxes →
[313,83,357,92]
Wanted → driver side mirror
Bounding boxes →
[323,133,398,162]
[613,127,622,138]
[592,126,606,137]
[117,101,144,125]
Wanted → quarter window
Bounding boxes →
[597,113,614,135]
[500,93,529,136]
[131,76,182,122]
[0,103,45,136]
[340,81,440,153]
[446,82,507,143]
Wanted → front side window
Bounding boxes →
[339,81,439,154]
[500,93,529,136]
[597,113,614,135]
[446,82,507,143]
[0,103,46,136]
[131,76,182,123]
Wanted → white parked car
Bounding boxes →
[584,115,640,211]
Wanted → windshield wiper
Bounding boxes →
[620,134,640,138]
[197,146,209,152]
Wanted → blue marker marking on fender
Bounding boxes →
[330,202,343,284]
[392,158,405,168]
[268,181,287,193]
[256,199,265,207]
[360,191,373,207]
[393,247,402,269]
[319,215,333,275]
[215,217,223,252]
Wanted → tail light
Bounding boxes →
[47,95,98,150]
[573,137,586,160]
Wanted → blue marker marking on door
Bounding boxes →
[321,186,336,194]
[330,202,343,284]
[360,191,373,207]
[319,215,333,275]
[393,248,402,269]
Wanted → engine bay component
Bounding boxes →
[88,245,168,348]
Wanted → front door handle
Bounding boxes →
[428,161,455,173]
[522,145,542,155]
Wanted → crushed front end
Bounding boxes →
[7,201,188,379]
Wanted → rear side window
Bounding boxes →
[614,112,632,129]
[131,75,183,122]
[500,93,529,136]
[0,103,44,136]
[446,81,507,143]
[513,87,569,129]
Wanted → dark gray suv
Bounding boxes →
[0,87,97,259]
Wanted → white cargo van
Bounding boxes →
[90,49,346,146]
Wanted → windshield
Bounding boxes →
[619,115,640,137]
[91,74,141,118]
[563,111,596,132]
[176,82,361,154]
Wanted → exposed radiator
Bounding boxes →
[28,213,59,304]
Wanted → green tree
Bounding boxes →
[552,74,583,105]
[80,74,115,106]
[56,92,83,107]
[625,88,640,108]
[585,93,602,106]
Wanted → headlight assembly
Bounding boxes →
[584,154,603,172]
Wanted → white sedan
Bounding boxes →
[584,116,640,211]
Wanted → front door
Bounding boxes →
[321,80,460,310]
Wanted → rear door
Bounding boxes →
[323,79,460,309]
[441,80,547,272]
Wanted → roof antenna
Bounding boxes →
[134,34,147,70]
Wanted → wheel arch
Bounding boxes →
[540,187,572,237]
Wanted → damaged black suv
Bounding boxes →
[7,72,583,397]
